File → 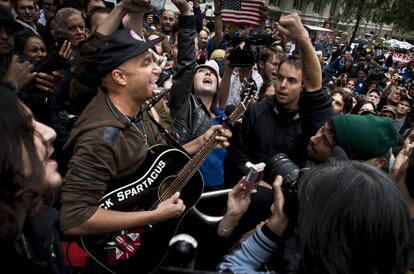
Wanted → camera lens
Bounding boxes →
[264,154,301,221]
[265,153,300,193]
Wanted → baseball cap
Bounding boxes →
[210,49,225,60]
[97,28,162,78]
[381,105,397,118]
[195,60,221,87]
[0,9,22,32]
[367,88,380,96]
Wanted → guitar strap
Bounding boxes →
[146,112,189,154]
[104,89,188,154]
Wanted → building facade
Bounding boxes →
[164,0,410,41]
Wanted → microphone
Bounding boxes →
[165,234,198,270]
[133,88,170,123]
[139,88,170,115]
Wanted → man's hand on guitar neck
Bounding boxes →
[153,192,186,223]
[182,125,232,155]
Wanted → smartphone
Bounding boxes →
[244,162,266,191]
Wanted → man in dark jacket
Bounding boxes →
[219,14,333,248]
[234,13,333,172]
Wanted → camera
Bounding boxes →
[228,48,257,67]
[225,32,278,67]
[264,153,301,220]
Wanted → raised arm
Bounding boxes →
[213,0,223,51]
[168,0,195,111]
[218,48,233,108]
[275,13,322,92]
[257,2,269,33]
[97,0,150,36]
[122,12,145,36]
[69,0,151,103]
[192,0,205,33]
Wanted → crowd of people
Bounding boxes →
[0,0,414,273]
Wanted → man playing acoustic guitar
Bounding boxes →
[59,0,231,273]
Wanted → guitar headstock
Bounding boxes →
[240,78,259,105]
[227,79,258,126]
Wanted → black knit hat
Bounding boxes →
[96,28,162,78]
[0,9,22,32]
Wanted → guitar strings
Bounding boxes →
[148,81,257,210]
[153,130,220,208]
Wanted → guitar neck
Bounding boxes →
[165,80,257,196]
[174,101,248,187]
[175,130,220,185]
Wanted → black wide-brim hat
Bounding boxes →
[97,28,163,78]
[0,9,23,32]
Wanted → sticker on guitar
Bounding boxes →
[104,227,145,265]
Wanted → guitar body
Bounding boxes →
[80,145,204,274]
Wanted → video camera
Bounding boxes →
[225,32,278,67]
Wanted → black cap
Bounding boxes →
[96,28,162,78]
[0,9,22,32]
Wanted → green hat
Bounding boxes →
[331,114,398,160]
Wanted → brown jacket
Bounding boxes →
[59,90,165,231]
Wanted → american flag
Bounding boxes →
[220,0,263,27]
